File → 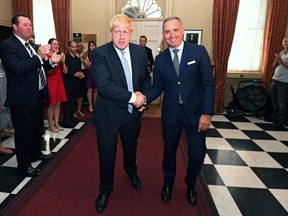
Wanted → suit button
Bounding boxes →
[178,82,180,84]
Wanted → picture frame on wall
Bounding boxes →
[183,30,202,45]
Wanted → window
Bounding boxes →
[121,0,162,18]
[228,0,268,72]
[33,0,56,44]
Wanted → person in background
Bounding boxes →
[83,41,97,113]
[0,14,61,176]
[62,41,84,128]
[0,58,14,155]
[139,35,154,72]
[75,41,87,117]
[45,38,67,132]
[91,14,151,213]
[143,16,215,206]
[269,36,288,129]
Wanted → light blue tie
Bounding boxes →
[121,50,134,113]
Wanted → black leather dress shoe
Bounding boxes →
[18,167,41,177]
[32,153,53,162]
[161,186,172,203]
[95,194,109,213]
[186,189,197,205]
[130,174,142,190]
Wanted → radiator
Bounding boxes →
[224,85,237,107]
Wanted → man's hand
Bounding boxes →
[198,114,212,132]
[133,91,145,108]
[37,44,51,59]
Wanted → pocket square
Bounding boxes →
[187,60,196,65]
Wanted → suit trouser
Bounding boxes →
[162,106,206,189]
[10,92,44,170]
[63,86,77,120]
[96,110,141,195]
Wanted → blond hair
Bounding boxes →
[109,14,134,32]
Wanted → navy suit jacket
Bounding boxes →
[0,35,53,107]
[91,42,151,132]
[145,42,215,127]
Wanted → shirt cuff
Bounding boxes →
[129,92,136,103]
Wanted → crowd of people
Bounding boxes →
[0,13,98,170]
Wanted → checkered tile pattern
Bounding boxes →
[0,120,85,212]
[203,114,288,216]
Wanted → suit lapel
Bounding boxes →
[107,42,127,86]
[129,44,139,88]
[12,35,31,59]
[164,49,178,77]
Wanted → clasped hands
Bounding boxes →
[133,91,146,112]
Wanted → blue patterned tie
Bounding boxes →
[121,50,134,113]
[25,42,46,87]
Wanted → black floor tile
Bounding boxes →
[202,164,225,186]
[229,187,287,216]
[226,139,264,151]
[224,115,250,122]
[207,149,247,166]
[211,122,238,129]
[252,167,288,189]
[269,153,288,168]
[0,167,26,193]
[242,130,276,140]
[206,128,223,138]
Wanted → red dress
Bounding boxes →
[46,54,67,105]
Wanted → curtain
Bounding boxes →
[212,0,240,113]
[13,0,33,24]
[262,0,288,87]
[51,0,70,53]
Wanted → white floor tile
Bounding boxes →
[244,116,267,123]
[2,155,17,168]
[232,122,263,131]
[204,154,213,164]
[206,137,234,150]
[215,165,266,188]
[266,131,288,141]
[212,115,230,122]
[217,129,250,139]
[237,151,283,168]
[253,140,288,153]
[269,189,288,212]
[208,185,242,216]
[51,139,69,152]
[0,192,10,205]
[11,178,31,194]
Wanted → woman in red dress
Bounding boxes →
[45,38,67,132]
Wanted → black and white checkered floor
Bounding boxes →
[0,120,85,212]
[203,114,288,216]
[0,115,287,215]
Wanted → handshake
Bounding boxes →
[133,91,147,112]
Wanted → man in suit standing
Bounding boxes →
[0,14,61,177]
[144,16,215,206]
[139,35,154,72]
[91,14,151,213]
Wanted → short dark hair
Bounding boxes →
[140,35,147,41]
[11,13,28,25]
